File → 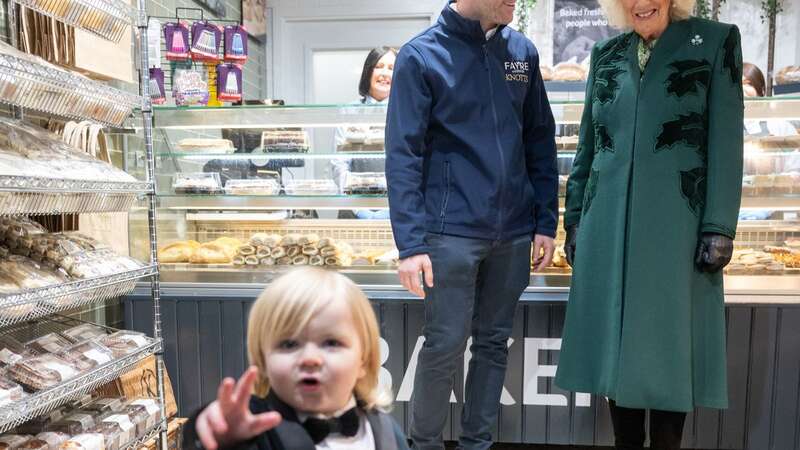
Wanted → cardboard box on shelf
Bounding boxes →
[96,355,178,419]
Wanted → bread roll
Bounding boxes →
[260,257,275,266]
[286,246,301,257]
[190,243,237,264]
[324,256,341,266]
[249,233,268,246]
[256,246,271,258]
[245,256,259,265]
[279,234,299,247]
[302,245,319,256]
[157,241,200,263]
[263,234,282,248]
[270,247,286,258]
[320,246,337,257]
[297,234,320,246]
[292,255,309,265]
[276,256,292,265]
[237,245,256,256]
[233,256,245,265]
[317,238,334,249]
[309,255,324,266]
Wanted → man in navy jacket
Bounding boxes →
[385,1,558,449]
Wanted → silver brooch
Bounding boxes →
[691,34,703,46]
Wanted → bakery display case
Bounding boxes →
[133,97,800,296]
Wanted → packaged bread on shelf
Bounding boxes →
[58,433,105,450]
[124,398,162,436]
[32,434,68,450]
[158,240,201,263]
[0,376,25,406]
[0,336,29,367]
[9,354,80,390]
[83,397,125,414]
[50,412,98,435]
[0,435,33,450]
[99,331,152,358]
[61,323,109,343]
[99,414,136,448]
[27,332,74,354]
[58,340,114,371]
[17,438,53,450]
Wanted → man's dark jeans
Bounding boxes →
[409,233,532,450]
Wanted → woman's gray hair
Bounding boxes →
[598,0,697,30]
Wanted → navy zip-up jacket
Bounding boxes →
[386,3,558,259]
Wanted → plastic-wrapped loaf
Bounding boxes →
[123,399,161,436]
[9,354,80,390]
[62,323,108,343]
[58,340,114,371]
[99,331,151,358]
[27,333,74,354]
[0,435,33,450]
[0,376,25,406]
[50,412,97,435]
[99,414,136,448]
[57,433,105,450]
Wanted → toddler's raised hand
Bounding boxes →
[195,366,282,449]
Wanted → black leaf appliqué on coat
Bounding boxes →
[680,168,707,216]
[656,112,708,157]
[582,169,599,215]
[594,122,614,153]
[666,60,711,97]
[592,35,631,104]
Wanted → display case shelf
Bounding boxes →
[0,317,161,433]
[0,176,152,215]
[0,264,157,328]
[157,151,387,160]
[159,194,388,210]
[12,0,135,43]
[0,48,142,126]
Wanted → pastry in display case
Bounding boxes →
[176,138,235,154]
[343,172,387,195]
[172,173,224,195]
[261,130,309,153]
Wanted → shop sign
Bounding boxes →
[552,0,616,66]
[379,337,592,407]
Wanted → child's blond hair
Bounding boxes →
[247,267,390,410]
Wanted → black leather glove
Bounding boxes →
[695,233,734,273]
[565,224,578,267]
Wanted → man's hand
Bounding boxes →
[532,234,555,272]
[398,254,434,298]
[195,366,282,450]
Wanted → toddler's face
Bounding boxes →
[265,298,367,415]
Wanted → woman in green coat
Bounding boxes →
[554,0,743,447]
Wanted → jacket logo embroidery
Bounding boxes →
[504,61,530,83]
[655,111,708,157]
[665,60,711,97]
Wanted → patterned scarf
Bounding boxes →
[637,36,658,74]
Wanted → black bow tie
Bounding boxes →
[302,407,360,444]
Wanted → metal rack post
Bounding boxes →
[137,3,168,449]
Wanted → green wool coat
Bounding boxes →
[554,18,744,412]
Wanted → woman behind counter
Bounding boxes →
[554,0,744,449]
[332,47,396,220]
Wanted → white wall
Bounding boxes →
[264,0,445,102]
